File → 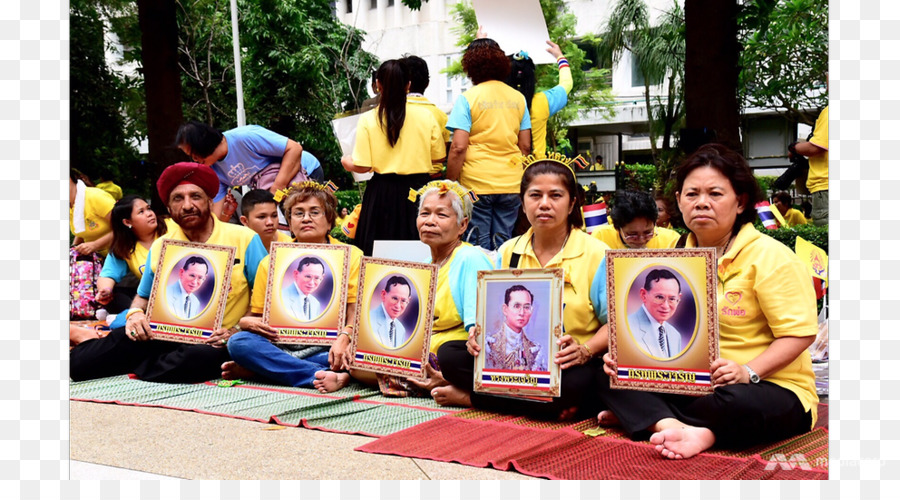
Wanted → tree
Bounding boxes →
[446,0,615,153]
[598,0,685,164]
[738,0,828,125]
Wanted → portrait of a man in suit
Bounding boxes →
[369,275,412,349]
[283,256,326,322]
[484,285,547,371]
[167,256,209,320]
[628,268,684,359]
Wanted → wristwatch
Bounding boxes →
[744,365,760,384]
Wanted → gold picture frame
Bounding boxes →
[607,247,719,395]
[473,268,564,398]
[348,257,438,379]
[262,242,351,345]
[146,239,235,344]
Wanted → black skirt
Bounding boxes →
[355,172,431,256]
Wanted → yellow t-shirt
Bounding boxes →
[407,95,450,144]
[591,224,681,249]
[352,102,445,175]
[454,81,529,195]
[251,236,363,315]
[429,243,493,354]
[806,106,828,194]
[686,223,819,428]
[497,228,610,345]
[782,208,808,228]
[146,217,264,329]
[70,186,116,254]
[123,218,179,279]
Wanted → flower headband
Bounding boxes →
[273,180,338,203]
[519,152,590,177]
[408,180,479,203]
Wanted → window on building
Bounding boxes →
[346,0,352,13]
[630,53,663,88]
[370,0,377,9]
[388,0,394,5]
[446,90,453,103]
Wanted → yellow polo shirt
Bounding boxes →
[251,236,363,315]
[407,95,450,144]
[686,223,819,427]
[70,186,115,255]
[782,208,808,228]
[497,228,610,345]
[352,102,445,175]
[591,224,681,249]
[806,106,829,194]
[429,243,493,354]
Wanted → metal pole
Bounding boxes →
[229,0,246,126]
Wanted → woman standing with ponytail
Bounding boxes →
[343,59,446,256]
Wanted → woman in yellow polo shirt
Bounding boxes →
[592,190,681,249]
[342,59,446,256]
[434,158,610,419]
[69,170,115,256]
[597,144,819,459]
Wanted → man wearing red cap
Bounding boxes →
[70,162,268,383]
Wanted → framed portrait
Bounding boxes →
[606,248,719,396]
[349,257,438,379]
[472,269,564,398]
[146,240,235,343]
[262,242,351,345]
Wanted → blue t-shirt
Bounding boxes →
[213,125,289,202]
[301,151,321,175]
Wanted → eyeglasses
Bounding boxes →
[650,294,680,306]
[620,229,656,241]
[509,303,533,313]
[291,209,324,220]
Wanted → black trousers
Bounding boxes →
[70,326,230,383]
[437,340,604,420]
[595,368,812,449]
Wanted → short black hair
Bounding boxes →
[183,256,209,273]
[773,191,792,206]
[401,54,429,94]
[504,54,536,112]
[241,189,277,217]
[385,275,411,294]
[297,256,324,274]
[504,284,534,305]
[610,190,658,227]
[643,268,681,293]
[175,121,224,158]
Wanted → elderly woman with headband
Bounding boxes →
[313,180,494,395]
[596,144,819,459]
[222,181,364,391]
[434,155,611,419]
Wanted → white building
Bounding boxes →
[336,0,807,180]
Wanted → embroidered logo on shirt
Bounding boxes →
[721,290,746,316]
[87,219,98,230]
[226,162,255,185]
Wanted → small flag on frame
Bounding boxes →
[583,202,608,234]
[755,201,779,230]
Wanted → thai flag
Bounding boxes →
[755,201,779,230]
[583,202,608,234]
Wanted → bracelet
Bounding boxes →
[581,343,593,358]
[338,330,352,338]
[125,308,144,319]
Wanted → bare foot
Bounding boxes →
[597,410,620,426]
[649,426,716,459]
[313,370,351,393]
[70,325,100,345]
[221,361,255,380]
[430,385,472,407]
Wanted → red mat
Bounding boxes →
[356,404,829,480]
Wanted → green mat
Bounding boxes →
[70,375,458,437]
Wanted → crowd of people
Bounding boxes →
[69,35,824,461]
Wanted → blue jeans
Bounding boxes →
[465,193,521,251]
[227,331,330,387]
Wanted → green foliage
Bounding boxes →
[738,0,828,125]
[755,175,778,196]
[334,188,361,211]
[621,163,658,192]
[445,0,614,151]
[754,221,828,253]
[71,0,145,195]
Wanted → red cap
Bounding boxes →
[156,162,220,203]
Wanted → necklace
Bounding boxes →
[716,233,736,257]
[434,240,462,269]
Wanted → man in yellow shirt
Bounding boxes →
[790,104,828,226]
[592,190,680,249]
